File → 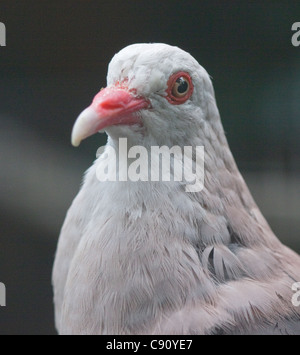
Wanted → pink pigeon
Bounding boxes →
[53,43,300,335]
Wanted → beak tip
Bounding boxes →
[71,129,80,147]
[71,132,82,147]
[71,141,80,148]
[71,106,101,148]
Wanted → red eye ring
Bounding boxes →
[166,71,194,105]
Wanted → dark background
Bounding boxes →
[0,1,299,335]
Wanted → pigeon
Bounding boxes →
[52,43,300,335]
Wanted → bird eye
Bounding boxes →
[172,77,189,97]
[166,72,193,105]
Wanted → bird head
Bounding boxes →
[71,43,221,148]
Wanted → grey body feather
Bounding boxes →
[52,43,300,335]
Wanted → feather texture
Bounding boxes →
[52,43,300,335]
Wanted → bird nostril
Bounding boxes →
[101,92,127,108]
[100,100,126,110]
[93,87,132,111]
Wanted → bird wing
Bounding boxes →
[151,224,300,335]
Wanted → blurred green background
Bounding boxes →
[0,1,299,334]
